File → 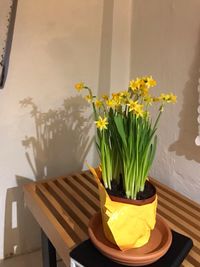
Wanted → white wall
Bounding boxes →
[0,0,103,259]
[0,0,132,260]
[1,0,200,260]
[131,0,200,204]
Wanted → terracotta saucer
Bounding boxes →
[88,212,172,266]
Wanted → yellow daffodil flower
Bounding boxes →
[102,95,109,101]
[112,93,121,103]
[129,80,137,91]
[95,100,103,108]
[106,98,119,108]
[85,94,93,103]
[95,116,108,131]
[135,107,145,117]
[75,82,85,92]
[120,91,130,98]
[160,93,177,103]
[168,93,177,103]
[129,78,146,92]
[127,100,138,112]
[127,100,144,117]
[145,76,157,88]
[144,95,153,105]
[140,86,149,97]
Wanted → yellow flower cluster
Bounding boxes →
[129,76,156,97]
[127,100,144,117]
[159,93,177,103]
[74,77,177,130]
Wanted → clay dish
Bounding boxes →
[88,212,172,266]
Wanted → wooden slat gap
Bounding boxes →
[151,178,200,212]
[44,183,89,235]
[81,172,98,188]
[157,189,200,221]
[63,177,99,211]
[186,254,200,266]
[36,185,82,244]
[71,174,99,199]
[54,180,95,218]
[158,208,200,243]
[157,198,200,231]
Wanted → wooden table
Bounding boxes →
[23,170,200,267]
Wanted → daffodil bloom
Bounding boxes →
[160,93,177,103]
[144,95,153,105]
[112,93,122,103]
[129,79,141,91]
[129,80,137,91]
[120,91,130,98]
[136,108,145,117]
[140,86,149,97]
[85,94,93,103]
[145,76,157,88]
[168,93,177,103]
[102,95,109,100]
[134,104,145,117]
[160,93,169,102]
[106,99,117,108]
[137,78,145,88]
[95,116,108,131]
[127,100,138,112]
[75,82,85,92]
[95,100,103,108]
[127,100,144,117]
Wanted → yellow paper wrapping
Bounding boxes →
[89,167,157,251]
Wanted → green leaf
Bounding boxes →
[114,115,127,148]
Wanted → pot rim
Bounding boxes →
[108,181,157,206]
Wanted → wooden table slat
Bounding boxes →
[24,184,75,266]
[156,187,200,221]
[151,177,200,211]
[37,183,87,242]
[157,196,200,231]
[48,181,90,227]
[56,179,96,217]
[64,175,99,209]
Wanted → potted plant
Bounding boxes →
[75,77,176,252]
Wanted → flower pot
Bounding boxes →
[89,167,158,251]
[100,181,158,251]
[88,167,172,265]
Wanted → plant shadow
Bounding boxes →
[4,95,93,258]
[20,96,93,178]
[169,32,200,163]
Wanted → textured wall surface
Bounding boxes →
[0,0,132,259]
[130,0,200,204]
[0,0,103,259]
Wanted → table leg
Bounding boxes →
[41,230,57,267]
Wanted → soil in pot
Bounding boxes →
[106,178,156,201]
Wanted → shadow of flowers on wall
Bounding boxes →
[3,95,93,258]
[20,96,93,179]
[169,31,200,163]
